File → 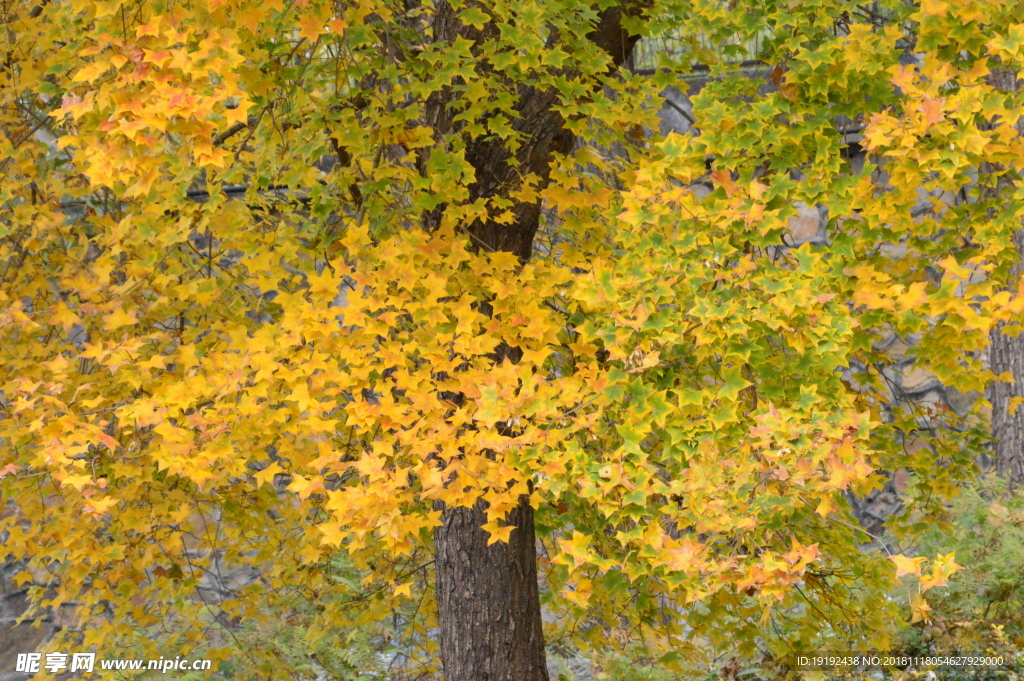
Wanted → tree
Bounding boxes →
[2,0,1023,678]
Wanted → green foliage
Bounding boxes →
[226,620,386,681]
[161,551,403,681]
[789,475,1024,681]
[908,475,1024,650]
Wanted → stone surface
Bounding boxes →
[658,86,695,137]
[901,366,942,395]
[879,240,908,258]
[846,480,904,539]
[946,386,981,416]
[0,558,53,681]
[787,201,826,246]
[547,650,593,681]
[893,469,911,495]
[690,182,713,199]
[193,560,262,605]
[0,623,50,680]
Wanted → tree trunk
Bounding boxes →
[989,227,1024,489]
[422,3,646,679]
[989,322,1024,488]
[434,497,548,681]
[984,69,1024,490]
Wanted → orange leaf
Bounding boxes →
[918,96,946,127]
[710,168,736,197]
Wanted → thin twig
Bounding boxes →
[663,96,697,127]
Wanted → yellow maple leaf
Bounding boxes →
[558,530,593,569]
[135,15,163,37]
[224,100,252,127]
[103,307,138,330]
[287,474,323,500]
[481,518,515,546]
[910,593,933,623]
[60,473,95,490]
[83,496,118,516]
[318,522,346,547]
[920,551,963,592]
[897,281,929,309]
[299,543,324,564]
[72,60,109,83]
[815,496,835,517]
[297,14,325,42]
[920,572,946,591]
[254,462,285,488]
[890,554,926,577]
[235,5,266,32]
[564,578,593,607]
[307,267,343,297]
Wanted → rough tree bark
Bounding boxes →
[434,497,549,681]
[984,69,1024,490]
[988,227,1024,489]
[424,3,645,680]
